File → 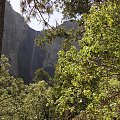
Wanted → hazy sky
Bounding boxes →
[9,0,63,31]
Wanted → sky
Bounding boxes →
[9,0,63,31]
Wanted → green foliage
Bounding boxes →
[0,0,120,120]
[53,0,120,119]
[22,81,52,120]
[20,0,103,24]
[0,55,26,119]
[33,68,50,83]
[0,56,54,120]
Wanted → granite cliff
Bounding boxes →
[3,1,45,83]
[2,1,78,83]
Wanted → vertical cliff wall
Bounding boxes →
[2,1,46,83]
[2,1,79,83]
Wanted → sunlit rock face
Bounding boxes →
[2,1,79,83]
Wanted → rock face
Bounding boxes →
[2,1,78,83]
[2,1,45,83]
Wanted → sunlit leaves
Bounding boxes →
[54,0,120,119]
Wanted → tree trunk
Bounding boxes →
[0,0,6,57]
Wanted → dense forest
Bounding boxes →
[0,0,120,119]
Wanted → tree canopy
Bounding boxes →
[54,1,120,118]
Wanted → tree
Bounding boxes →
[0,55,55,120]
[0,55,26,119]
[21,0,120,119]
[20,0,104,25]
[53,0,120,119]
[22,80,55,120]
[0,0,6,57]
[0,0,118,119]
[33,68,50,83]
